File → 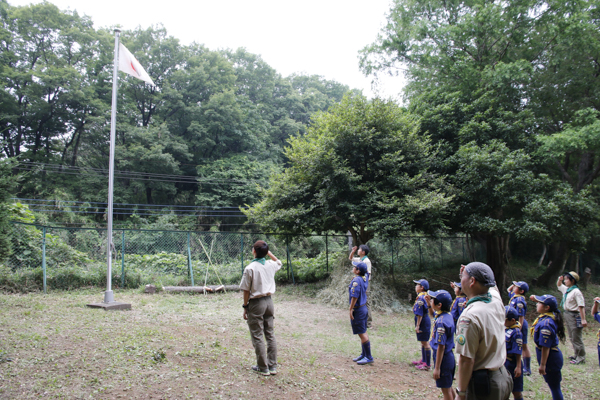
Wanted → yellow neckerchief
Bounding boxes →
[429,310,445,341]
[508,321,521,330]
[530,312,554,338]
[512,293,525,300]
[414,291,427,306]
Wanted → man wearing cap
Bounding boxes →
[240,240,282,376]
[557,271,587,364]
[455,262,513,400]
[350,245,373,327]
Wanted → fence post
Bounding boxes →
[391,240,395,283]
[187,232,194,286]
[42,227,47,294]
[240,234,244,275]
[286,235,295,284]
[121,230,125,288]
[325,233,329,272]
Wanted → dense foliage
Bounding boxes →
[0,1,353,228]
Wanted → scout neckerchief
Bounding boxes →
[429,310,446,341]
[361,256,369,261]
[465,292,492,307]
[252,257,266,265]
[508,321,522,330]
[530,312,554,338]
[560,284,579,309]
[414,291,427,306]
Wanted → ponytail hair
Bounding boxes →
[554,310,566,344]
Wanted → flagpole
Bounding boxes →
[104,28,121,304]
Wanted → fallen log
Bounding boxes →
[162,285,240,293]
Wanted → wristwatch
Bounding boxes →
[455,388,466,397]
[242,304,249,309]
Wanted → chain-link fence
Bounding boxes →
[3,222,477,293]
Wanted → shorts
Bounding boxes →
[414,315,431,342]
[351,306,368,335]
[504,359,523,392]
[535,347,563,373]
[522,320,528,344]
[433,350,455,388]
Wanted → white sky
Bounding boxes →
[9,0,406,100]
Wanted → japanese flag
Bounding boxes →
[118,43,155,86]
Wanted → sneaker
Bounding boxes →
[353,354,365,362]
[522,369,531,376]
[252,365,270,376]
[569,355,576,361]
[268,366,277,375]
[416,363,430,371]
[412,360,425,365]
[356,357,374,365]
[570,359,585,365]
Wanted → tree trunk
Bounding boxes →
[485,234,509,294]
[536,241,570,287]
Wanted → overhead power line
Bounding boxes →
[15,161,265,186]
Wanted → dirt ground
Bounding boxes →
[0,288,599,399]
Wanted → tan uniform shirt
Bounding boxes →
[557,284,585,312]
[239,259,282,299]
[455,286,506,371]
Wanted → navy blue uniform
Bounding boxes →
[429,312,455,388]
[450,295,467,325]
[509,293,529,344]
[533,314,564,399]
[413,292,431,341]
[504,323,524,392]
[349,275,368,335]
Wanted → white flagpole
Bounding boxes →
[104,28,121,303]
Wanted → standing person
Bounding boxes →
[450,281,467,326]
[504,306,524,400]
[240,240,282,376]
[556,271,587,364]
[349,262,374,365]
[591,297,600,368]
[529,294,566,400]
[350,245,372,327]
[426,289,456,400]
[412,279,431,370]
[454,262,513,400]
[507,281,532,375]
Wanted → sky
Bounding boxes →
[9,0,406,100]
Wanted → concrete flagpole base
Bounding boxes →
[87,290,131,311]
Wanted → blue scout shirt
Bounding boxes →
[413,292,429,316]
[348,275,368,307]
[505,323,523,356]
[450,296,467,324]
[429,311,455,353]
[509,293,528,319]
[533,314,559,348]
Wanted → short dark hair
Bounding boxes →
[359,244,369,255]
[433,298,450,312]
[253,240,269,258]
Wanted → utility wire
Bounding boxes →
[13,197,244,209]
[16,161,265,186]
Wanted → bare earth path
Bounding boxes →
[0,288,598,399]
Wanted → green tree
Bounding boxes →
[244,95,450,244]
[0,157,16,261]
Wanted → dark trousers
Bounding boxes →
[247,296,277,370]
